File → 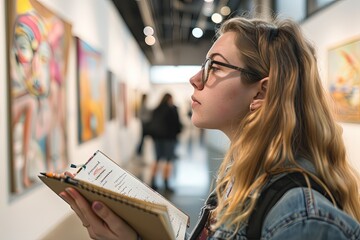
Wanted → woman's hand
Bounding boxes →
[59,186,137,240]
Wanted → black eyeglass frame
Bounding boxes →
[201,58,260,84]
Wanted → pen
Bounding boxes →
[70,163,86,169]
[40,172,78,185]
[40,172,64,178]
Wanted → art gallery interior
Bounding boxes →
[0,0,359,239]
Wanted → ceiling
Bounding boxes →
[111,0,255,65]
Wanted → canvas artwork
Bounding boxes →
[328,38,360,122]
[119,82,128,127]
[76,37,106,143]
[132,89,142,119]
[7,0,72,195]
[107,71,117,121]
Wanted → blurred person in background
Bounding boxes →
[148,93,182,192]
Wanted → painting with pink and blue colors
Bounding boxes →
[7,0,72,196]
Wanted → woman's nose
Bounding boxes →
[189,70,204,90]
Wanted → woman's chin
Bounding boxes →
[191,120,203,129]
[192,119,211,130]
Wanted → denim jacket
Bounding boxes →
[188,168,360,239]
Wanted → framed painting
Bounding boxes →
[76,37,106,143]
[131,89,142,119]
[119,82,128,127]
[6,0,72,195]
[107,70,117,121]
[328,37,360,122]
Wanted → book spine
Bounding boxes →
[75,180,158,216]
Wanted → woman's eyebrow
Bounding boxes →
[208,53,230,63]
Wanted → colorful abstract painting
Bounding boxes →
[328,38,360,122]
[76,37,106,143]
[7,0,72,195]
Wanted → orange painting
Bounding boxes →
[328,38,360,122]
[76,37,106,143]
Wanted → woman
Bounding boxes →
[60,16,360,239]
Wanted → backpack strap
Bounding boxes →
[246,172,334,240]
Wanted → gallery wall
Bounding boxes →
[0,0,151,239]
[0,0,359,239]
[301,0,360,171]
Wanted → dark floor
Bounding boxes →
[42,133,225,239]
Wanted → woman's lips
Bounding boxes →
[191,96,200,107]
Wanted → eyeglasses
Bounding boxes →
[201,58,260,84]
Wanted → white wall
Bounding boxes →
[301,0,360,172]
[0,0,150,239]
[1,0,360,239]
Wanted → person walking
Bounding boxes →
[148,93,182,192]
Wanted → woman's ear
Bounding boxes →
[250,77,268,112]
[254,77,268,100]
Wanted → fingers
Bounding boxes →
[64,171,75,178]
[59,188,92,227]
[92,201,137,239]
[65,188,103,226]
[59,188,137,240]
[60,188,109,239]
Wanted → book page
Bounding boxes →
[75,150,188,240]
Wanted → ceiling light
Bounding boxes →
[192,28,203,38]
[204,0,214,2]
[202,2,214,17]
[211,13,223,24]
[145,35,156,46]
[143,26,154,36]
[220,6,231,16]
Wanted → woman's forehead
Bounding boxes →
[207,32,241,62]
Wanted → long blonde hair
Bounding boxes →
[213,16,360,232]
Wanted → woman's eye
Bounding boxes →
[210,65,220,72]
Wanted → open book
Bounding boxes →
[39,150,189,240]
